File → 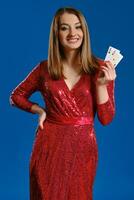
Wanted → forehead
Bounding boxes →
[59,13,80,24]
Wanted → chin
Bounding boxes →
[64,44,82,51]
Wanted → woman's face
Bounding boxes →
[58,13,84,52]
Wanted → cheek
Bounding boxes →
[58,33,66,45]
[80,30,84,39]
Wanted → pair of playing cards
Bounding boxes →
[104,46,123,68]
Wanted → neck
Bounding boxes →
[62,49,80,67]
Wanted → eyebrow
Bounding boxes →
[60,22,81,26]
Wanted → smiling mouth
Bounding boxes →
[67,38,79,42]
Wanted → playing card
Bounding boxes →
[107,51,123,68]
[105,46,123,68]
[105,46,120,61]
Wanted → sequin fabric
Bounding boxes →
[9,59,115,200]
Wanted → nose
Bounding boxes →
[69,27,77,36]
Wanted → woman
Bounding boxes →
[10,7,116,200]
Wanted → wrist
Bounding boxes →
[38,108,46,115]
[31,104,46,115]
[96,83,107,89]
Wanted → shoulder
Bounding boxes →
[39,59,48,73]
[95,57,105,67]
[90,57,105,84]
[28,60,48,78]
[37,59,49,79]
[40,59,48,67]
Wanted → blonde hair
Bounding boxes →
[48,7,100,80]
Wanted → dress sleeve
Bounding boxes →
[9,62,42,114]
[92,58,116,125]
[96,80,115,125]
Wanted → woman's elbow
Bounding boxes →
[9,93,15,106]
[98,110,115,126]
[9,92,19,107]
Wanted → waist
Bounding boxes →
[46,116,94,126]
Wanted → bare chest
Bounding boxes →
[63,73,82,91]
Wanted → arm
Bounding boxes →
[9,62,44,114]
[92,59,116,125]
[96,80,115,125]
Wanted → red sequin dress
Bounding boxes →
[10,59,115,200]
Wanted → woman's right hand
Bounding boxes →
[31,104,47,130]
[38,110,47,130]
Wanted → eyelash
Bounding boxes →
[60,26,82,31]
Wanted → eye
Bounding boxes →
[76,25,82,29]
[60,26,68,31]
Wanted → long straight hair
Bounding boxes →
[48,7,100,80]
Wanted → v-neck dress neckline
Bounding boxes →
[62,73,85,92]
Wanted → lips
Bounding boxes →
[67,38,79,42]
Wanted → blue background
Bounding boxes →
[0,0,133,199]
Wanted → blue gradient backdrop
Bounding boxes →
[0,0,133,199]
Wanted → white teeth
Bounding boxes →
[67,38,79,42]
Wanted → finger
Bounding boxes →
[105,61,114,69]
[101,67,113,80]
[102,65,116,78]
[103,68,117,80]
[104,69,113,81]
[113,72,117,79]
[103,64,113,76]
[39,121,44,130]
